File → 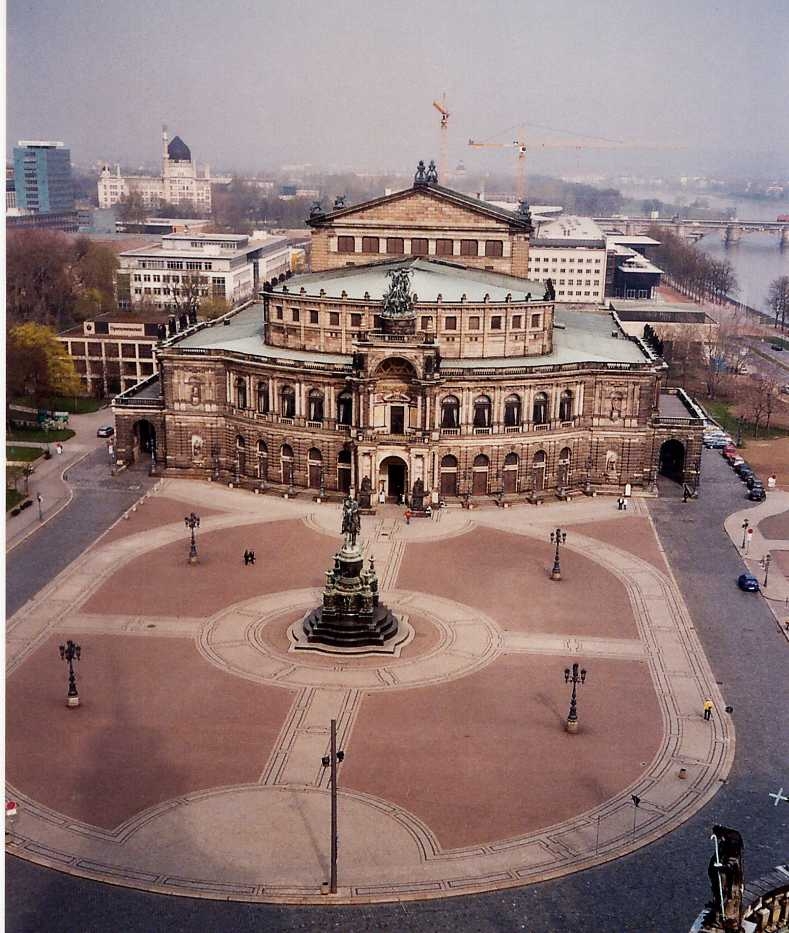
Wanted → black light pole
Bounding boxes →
[59,640,81,708]
[550,528,567,580]
[741,519,750,549]
[564,661,587,733]
[184,512,200,564]
[36,493,44,522]
[287,461,295,498]
[321,719,345,894]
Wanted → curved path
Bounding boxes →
[5,477,735,905]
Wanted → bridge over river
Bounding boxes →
[594,215,789,247]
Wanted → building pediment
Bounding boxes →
[309,184,531,233]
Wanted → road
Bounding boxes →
[6,451,787,932]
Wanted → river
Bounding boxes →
[618,185,789,314]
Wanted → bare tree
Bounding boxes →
[768,276,789,331]
[172,273,206,319]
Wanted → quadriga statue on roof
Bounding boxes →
[382,268,414,317]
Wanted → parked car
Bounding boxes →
[96,425,115,438]
[737,573,760,592]
[770,344,784,351]
[733,460,750,475]
[748,484,766,501]
[745,474,761,489]
[722,445,738,461]
[739,468,755,483]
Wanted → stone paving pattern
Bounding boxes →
[6,477,736,906]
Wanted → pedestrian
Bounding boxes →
[249,550,256,565]
[767,474,777,490]
[243,549,250,566]
[405,509,411,525]
[683,485,689,503]
[617,497,624,511]
[56,442,63,455]
[703,699,713,721]
[622,497,628,511]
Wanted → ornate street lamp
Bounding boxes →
[564,661,587,733]
[320,719,346,894]
[59,639,81,708]
[741,519,750,549]
[550,527,567,580]
[184,512,200,564]
[584,455,594,496]
[761,553,772,588]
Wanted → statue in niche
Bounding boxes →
[610,394,624,420]
[411,478,426,511]
[191,435,204,460]
[605,450,619,474]
[382,268,414,317]
[190,382,202,405]
[341,497,361,548]
[358,476,373,510]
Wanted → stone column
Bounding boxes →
[416,393,423,431]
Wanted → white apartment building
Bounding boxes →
[98,128,212,214]
[526,216,607,304]
[116,233,291,311]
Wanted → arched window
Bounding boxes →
[440,454,458,497]
[235,377,247,409]
[308,389,324,423]
[236,435,246,449]
[337,391,353,426]
[503,452,519,493]
[504,394,522,427]
[473,454,490,467]
[281,385,296,419]
[257,440,268,480]
[441,454,458,468]
[558,447,572,489]
[473,395,491,428]
[533,392,548,425]
[441,395,460,429]
[280,443,294,485]
[308,447,322,462]
[472,453,489,496]
[337,448,352,493]
[307,447,323,487]
[257,381,269,414]
[533,450,546,465]
[559,390,574,422]
[504,452,519,466]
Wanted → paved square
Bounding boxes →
[5,480,733,903]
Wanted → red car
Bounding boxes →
[722,445,738,462]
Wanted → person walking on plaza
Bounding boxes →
[243,549,251,566]
[703,699,713,721]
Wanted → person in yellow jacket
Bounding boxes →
[703,699,713,721]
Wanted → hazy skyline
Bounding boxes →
[7,0,789,180]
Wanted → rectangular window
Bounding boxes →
[88,342,102,356]
[138,344,153,358]
[309,309,319,324]
[468,316,480,330]
[460,239,478,257]
[421,316,433,329]
[292,308,300,322]
[490,316,502,330]
[386,237,404,254]
[445,316,457,330]
[276,306,283,320]
[71,341,86,356]
[531,314,541,328]
[337,236,355,253]
[329,311,340,326]
[411,238,429,257]
[435,238,453,257]
[121,343,136,358]
[361,236,379,254]
[485,240,503,258]
[351,313,362,327]
[512,315,522,328]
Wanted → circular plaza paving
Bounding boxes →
[5,481,735,903]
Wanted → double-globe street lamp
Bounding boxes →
[550,527,567,581]
[564,661,587,733]
[59,640,82,708]
[184,512,200,564]
[320,719,346,894]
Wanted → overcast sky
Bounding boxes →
[7,0,789,179]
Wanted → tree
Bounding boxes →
[768,275,789,330]
[72,237,118,312]
[199,296,229,321]
[6,229,76,327]
[7,323,83,406]
[172,272,206,319]
[116,190,148,225]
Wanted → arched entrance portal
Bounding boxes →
[378,455,408,502]
[132,419,156,463]
[659,439,685,482]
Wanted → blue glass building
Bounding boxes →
[13,140,74,213]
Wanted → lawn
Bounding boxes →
[11,395,103,414]
[6,446,45,463]
[6,489,25,512]
[6,427,75,443]
[704,399,789,444]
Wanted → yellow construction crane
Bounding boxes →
[469,126,683,204]
[432,94,450,183]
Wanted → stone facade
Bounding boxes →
[112,179,703,498]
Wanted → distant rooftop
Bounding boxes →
[272,258,545,303]
[532,216,606,248]
[17,140,65,149]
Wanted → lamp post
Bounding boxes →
[184,512,200,564]
[564,661,586,733]
[59,640,81,708]
[287,461,295,498]
[36,493,43,522]
[761,553,772,588]
[320,719,345,894]
[584,455,594,496]
[319,469,326,501]
[550,527,567,580]
[741,519,750,549]
[150,436,157,476]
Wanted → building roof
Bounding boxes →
[167,136,191,162]
[272,258,545,303]
[307,180,534,230]
[531,216,606,249]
